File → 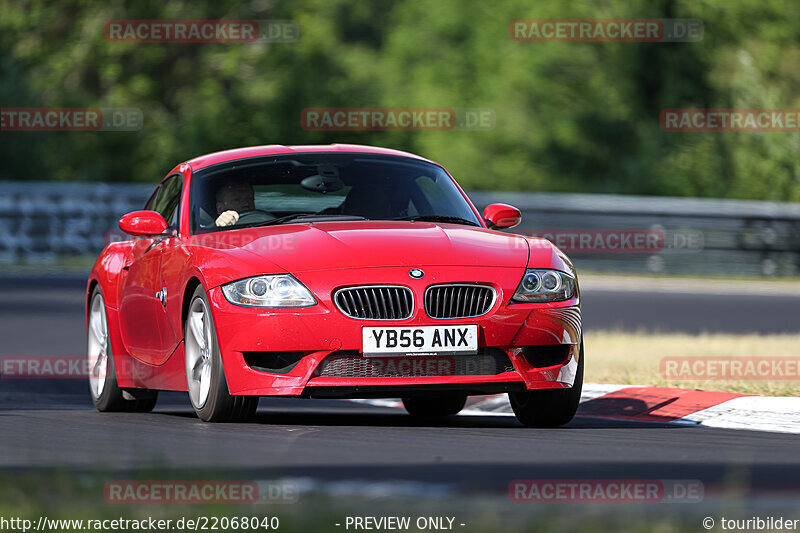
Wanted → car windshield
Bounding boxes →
[190,153,482,233]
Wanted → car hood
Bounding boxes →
[189,221,530,274]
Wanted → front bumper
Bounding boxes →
[207,266,582,396]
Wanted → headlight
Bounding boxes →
[222,275,316,308]
[512,269,575,303]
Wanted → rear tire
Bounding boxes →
[509,339,584,428]
[88,287,157,413]
[402,393,467,418]
[184,285,258,422]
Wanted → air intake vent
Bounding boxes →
[334,286,414,320]
[315,349,514,378]
[424,284,495,319]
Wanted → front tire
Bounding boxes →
[509,340,584,428]
[402,393,467,418]
[88,287,157,412]
[184,285,257,422]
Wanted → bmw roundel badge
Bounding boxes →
[408,268,425,279]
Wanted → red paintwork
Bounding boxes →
[483,203,522,229]
[184,144,430,172]
[87,144,582,397]
[118,210,168,236]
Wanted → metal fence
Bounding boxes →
[0,182,151,264]
[1,182,799,277]
[470,192,800,277]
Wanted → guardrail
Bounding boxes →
[1,182,798,277]
[0,182,151,264]
[470,192,800,277]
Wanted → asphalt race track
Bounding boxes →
[1,275,799,501]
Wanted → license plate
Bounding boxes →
[362,325,478,356]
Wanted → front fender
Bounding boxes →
[526,237,576,276]
[181,242,284,290]
[87,241,134,312]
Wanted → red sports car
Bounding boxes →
[87,144,583,426]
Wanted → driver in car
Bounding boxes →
[215,182,255,227]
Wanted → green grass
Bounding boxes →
[586,330,800,396]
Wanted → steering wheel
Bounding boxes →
[235,209,274,225]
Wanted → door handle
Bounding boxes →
[155,287,167,306]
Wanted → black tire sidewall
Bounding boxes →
[186,285,255,422]
[89,288,121,410]
[402,393,467,417]
[89,287,156,412]
[187,286,225,420]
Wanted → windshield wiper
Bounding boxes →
[242,214,367,228]
[393,215,480,227]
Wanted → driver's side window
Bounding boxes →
[150,175,183,232]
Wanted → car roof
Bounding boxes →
[185,144,435,171]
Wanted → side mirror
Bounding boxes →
[483,203,522,230]
[119,210,168,237]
